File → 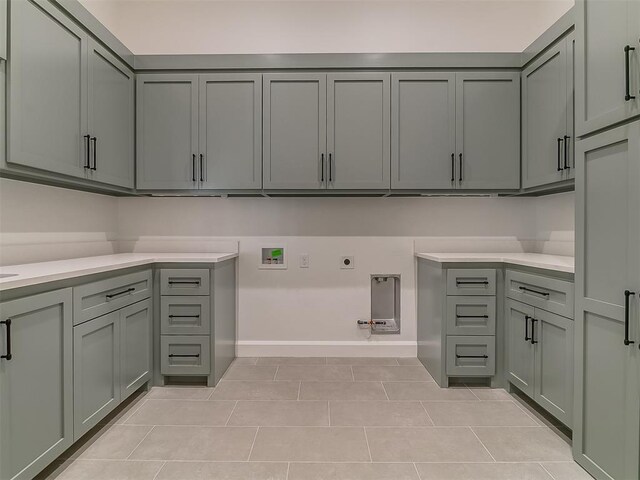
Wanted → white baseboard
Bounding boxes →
[237,340,417,357]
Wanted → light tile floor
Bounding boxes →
[37,357,594,480]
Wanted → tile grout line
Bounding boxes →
[413,462,423,480]
[363,427,373,463]
[381,381,390,401]
[117,397,148,425]
[328,400,331,426]
[225,400,239,426]
[125,425,156,460]
[151,461,166,480]
[286,462,291,480]
[539,462,558,480]
[350,366,355,381]
[273,366,280,381]
[297,381,302,401]
[466,385,482,401]
[469,426,497,462]
[246,427,260,461]
[419,401,435,426]
[510,395,546,426]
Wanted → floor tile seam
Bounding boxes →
[381,382,390,400]
[60,458,569,464]
[225,401,239,426]
[418,401,436,426]
[115,397,149,425]
[363,427,373,462]
[247,427,260,461]
[538,462,559,480]
[126,425,156,460]
[150,461,166,480]
[468,426,497,462]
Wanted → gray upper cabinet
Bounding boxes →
[199,74,262,189]
[574,120,640,480]
[327,73,390,190]
[0,289,74,480]
[8,0,88,179]
[87,39,134,188]
[576,0,639,137]
[263,73,327,190]
[136,74,199,190]
[455,72,520,190]
[522,35,575,189]
[391,73,456,189]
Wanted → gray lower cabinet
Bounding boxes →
[391,73,456,189]
[73,310,121,440]
[505,299,535,397]
[0,0,6,60]
[73,297,152,439]
[8,0,88,180]
[327,73,390,190]
[86,39,134,188]
[263,73,327,190]
[199,74,262,189]
[455,72,520,190]
[136,74,199,190]
[574,121,640,480]
[575,0,640,137]
[0,289,74,480]
[522,33,575,189]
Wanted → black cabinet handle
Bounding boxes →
[456,315,489,319]
[321,153,325,182]
[1,319,12,361]
[624,290,635,345]
[524,315,531,341]
[329,153,333,183]
[624,45,636,101]
[456,280,489,285]
[90,137,97,171]
[519,286,550,297]
[563,135,571,170]
[168,280,201,285]
[169,354,200,358]
[557,138,564,171]
[451,153,455,183]
[530,318,538,345]
[199,154,204,182]
[106,287,135,299]
[168,315,201,319]
[84,135,91,169]
[456,354,488,359]
[192,154,196,182]
[459,153,463,182]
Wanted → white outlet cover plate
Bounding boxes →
[300,254,309,268]
[341,256,355,269]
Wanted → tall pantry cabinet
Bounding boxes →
[573,1,640,479]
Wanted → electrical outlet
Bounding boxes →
[300,254,309,268]
[341,256,355,269]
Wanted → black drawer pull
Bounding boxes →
[456,354,488,359]
[169,354,200,358]
[557,137,564,171]
[456,315,489,319]
[624,45,636,101]
[84,135,91,169]
[106,287,135,299]
[451,153,455,183]
[456,280,489,285]
[519,286,550,297]
[524,315,531,341]
[168,280,201,285]
[563,135,571,170]
[168,315,201,319]
[624,290,635,346]
[1,319,12,361]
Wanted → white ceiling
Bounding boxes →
[80,0,574,55]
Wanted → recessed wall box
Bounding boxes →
[260,246,287,270]
[370,274,401,334]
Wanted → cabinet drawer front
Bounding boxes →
[73,270,152,325]
[446,297,496,335]
[505,270,574,318]
[446,336,496,376]
[446,269,496,296]
[161,269,210,296]
[161,296,210,335]
[161,335,210,375]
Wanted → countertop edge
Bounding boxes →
[415,253,575,274]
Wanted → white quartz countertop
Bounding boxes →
[415,252,574,274]
[0,253,239,291]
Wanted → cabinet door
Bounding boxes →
[327,73,390,190]
[8,0,88,179]
[522,39,568,189]
[120,299,152,401]
[455,72,520,190]
[0,289,73,480]
[136,74,199,190]
[73,311,120,440]
[533,309,573,427]
[505,299,535,397]
[199,74,262,189]
[263,73,326,189]
[0,0,6,60]
[574,121,640,480]
[575,0,639,137]
[87,39,134,188]
[391,73,456,189]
